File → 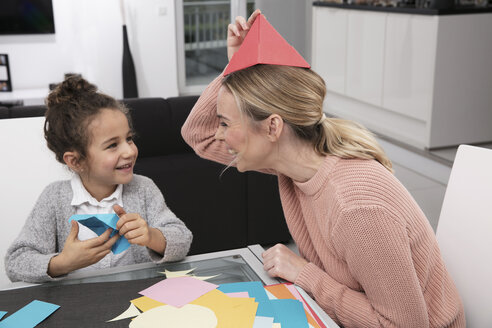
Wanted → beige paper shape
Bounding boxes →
[272,323,281,328]
[129,304,217,328]
[191,274,221,281]
[106,303,141,322]
[158,268,196,277]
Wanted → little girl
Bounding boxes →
[5,76,192,283]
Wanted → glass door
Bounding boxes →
[176,0,255,95]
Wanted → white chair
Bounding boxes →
[436,145,492,327]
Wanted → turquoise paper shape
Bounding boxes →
[69,214,130,254]
[0,300,59,328]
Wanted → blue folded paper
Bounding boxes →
[68,214,130,254]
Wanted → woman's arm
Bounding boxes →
[296,206,429,328]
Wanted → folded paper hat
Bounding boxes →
[69,214,130,254]
[223,14,310,76]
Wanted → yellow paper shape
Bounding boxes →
[106,303,141,322]
[272,323,281,328]
[129,304,217,328]
[191,289,258,328]
[131,296,165,312]
[158,268,196,277]
[191,274,221,281]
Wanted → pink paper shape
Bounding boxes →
[226,292,250,298]
[224,14,310,76]
[286,284,316,319]
[139,276,218,307]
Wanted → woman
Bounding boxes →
[182,10,464,328]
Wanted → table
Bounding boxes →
[0,245,339,327]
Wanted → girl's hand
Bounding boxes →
[114,204,166,255]
[262,243,308,283]
[227,9,261,61]
[48,220,119,277]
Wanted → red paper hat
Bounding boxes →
[223,14,310,76]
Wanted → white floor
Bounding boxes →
[275,139,492,254]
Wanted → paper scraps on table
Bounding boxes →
[225,292,249,298]
[106,303,140,322]
[252,316,274,328]
[218,281,274,318]
[0,300,59,328]
[69,214,130,254]
[139,276,218,307]
[271,299,308,328]
[158,268,221,281]
[129,304,218,328]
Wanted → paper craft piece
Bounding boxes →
[131,296,164,313]
[271,299,309,328]
[139,276,218,307]
[192,274,221,281]
[159,268,195,278]
[69,214,130,254]
[0,300,59,328]
[192,289,257,328]
[223,14,310,76]
[272,323,281,328]
[129,304,217,328]
[253,316,275,328]
[106,303,140,322]
[218,281,274,318]
[226,292,249,298]
[0,311,6,320]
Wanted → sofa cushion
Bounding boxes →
[134,153,248,255]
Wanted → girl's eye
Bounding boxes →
[107,143,117,149]
[126,135,134,142]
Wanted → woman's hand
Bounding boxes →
[262,243,308,282]
[48,220,119,277]
[114,204,166,255]
[227,9,261,61]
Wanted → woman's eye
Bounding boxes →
[219,122,228,127]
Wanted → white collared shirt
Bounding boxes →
[70,174,124,270]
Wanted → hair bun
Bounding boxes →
[46,75,97,107]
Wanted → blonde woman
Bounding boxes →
[182,10,464,328]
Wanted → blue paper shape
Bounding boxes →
[0,311,6,320]
[218,281,275,317]
[271,299,308,328]
[0,300,59,328]
[69,214,130,254]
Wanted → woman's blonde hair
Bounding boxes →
[222,65,393,172]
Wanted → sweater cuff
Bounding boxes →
[295,262,338,300]
[147,227,191,263]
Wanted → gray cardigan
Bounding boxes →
[5,174,192,283]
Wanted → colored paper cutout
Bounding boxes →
[139,276,218,307]
[191,289,257,328]
[223,14,310,76]
[226,292,249,298]
[271,299,308,328]
[69,214,130,254]
[218,281,274,318]
[159,268,195,277]
[0,300,59,328]
[106,303,140,322]
[0,312,6,320]
[253,316,274,328]
[272,323,281,328]
[129,304,217,328]
[131,296,164,313]
[192,274,221,281]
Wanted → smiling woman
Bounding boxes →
[5,75,192,283]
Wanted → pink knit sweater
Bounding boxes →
[181,75,465,328]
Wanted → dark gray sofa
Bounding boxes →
[3,97,291,255]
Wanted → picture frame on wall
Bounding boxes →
[0,54,12,92]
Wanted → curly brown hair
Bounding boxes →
[44,75,132,164]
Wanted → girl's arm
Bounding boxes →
[5,183,62,283]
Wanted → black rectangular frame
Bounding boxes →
[0,54,12,92]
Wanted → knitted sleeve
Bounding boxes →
[295,205,429,328]
[139,177,193,263]
[4,183,63,283]
[181,74,235,166]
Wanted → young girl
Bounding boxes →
[5,76,192,283]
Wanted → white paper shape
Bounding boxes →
[253,316,274,328]
[106,303,140,322]
[129,304,217,328]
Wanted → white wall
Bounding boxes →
[0,117,72,288]
[0,0,179,99]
